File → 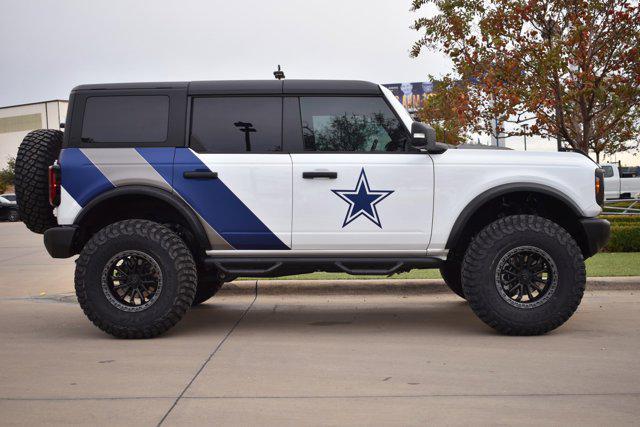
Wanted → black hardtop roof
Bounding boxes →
[72,79,381,95]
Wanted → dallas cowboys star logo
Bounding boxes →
[332,168,394,228]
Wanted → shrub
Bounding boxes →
[604,225,640,252]
[0,157,15,194]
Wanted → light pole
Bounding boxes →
[234,122,256,152]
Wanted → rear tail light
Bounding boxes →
[48,162,61,207]
[595,168,605,207]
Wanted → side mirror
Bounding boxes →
[411,122,447,154]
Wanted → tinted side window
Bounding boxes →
[81,96,169,143]
[602,166,614,178]
[190,97,282,153]
[300,97,408,152]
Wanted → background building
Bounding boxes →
[0,100,67,168]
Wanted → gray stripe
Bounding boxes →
[80,148,234,250]
[80,148,172,191]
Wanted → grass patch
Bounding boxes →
[241,252,640,281]
[584,252,640,277]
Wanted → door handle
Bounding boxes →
[183,171,218,179]
[302,171,338,179]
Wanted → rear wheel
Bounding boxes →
[75,219,197,338]
[461,215,585,335]
[14,129,62,233]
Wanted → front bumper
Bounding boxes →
[43,226,78,258]
[579,218,610,258]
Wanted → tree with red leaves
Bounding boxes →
[411,0,640,161]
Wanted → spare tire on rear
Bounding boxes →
[15,129,63,234]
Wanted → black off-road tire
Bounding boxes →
[192,275,224,306]
[439,259,465,299]
[75,220,197,338]
[461,215,585,336]
[14,129,63,233]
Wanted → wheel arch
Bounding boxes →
[445,183,589,258]
[73,186,211,255]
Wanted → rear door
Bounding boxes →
[287,96,434,253]
[173,96,292,251]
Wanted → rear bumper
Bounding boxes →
[579,218,610,258]
[43,226,78,258]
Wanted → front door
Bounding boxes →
[173,96,292,251]
[289,96,433,253]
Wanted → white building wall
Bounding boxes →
[0,101,68,168]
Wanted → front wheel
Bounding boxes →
[461,215,585,335]
[75,220,197,338]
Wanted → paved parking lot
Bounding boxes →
[1,222,639,426]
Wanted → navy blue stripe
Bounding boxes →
[60,148,114,207]
[135,147,175,186]
[173,148,289,250]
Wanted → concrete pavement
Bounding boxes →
[1,222,640,426]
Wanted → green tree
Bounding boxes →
[411,0,640,159]
[0,157,15,194]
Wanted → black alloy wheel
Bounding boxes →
[494,246,558,309]
[101,250,163,312]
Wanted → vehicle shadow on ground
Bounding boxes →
[178,299,491,337]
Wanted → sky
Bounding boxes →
[0,0,448,106]
[0,0,636,163]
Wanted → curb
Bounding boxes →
[220,276,640,296]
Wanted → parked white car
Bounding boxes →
[601,163,640,199]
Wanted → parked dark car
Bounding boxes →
[0,194,19,222]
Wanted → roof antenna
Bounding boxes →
[273,65,285,80]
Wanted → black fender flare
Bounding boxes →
[445,182,584,250]
[74,185,211,251]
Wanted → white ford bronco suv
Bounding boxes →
[14,80,610,338]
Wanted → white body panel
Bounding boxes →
[291,153,434,251]
[194,153,293,247]
[428,149,602,252]
[56,186,82,224]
